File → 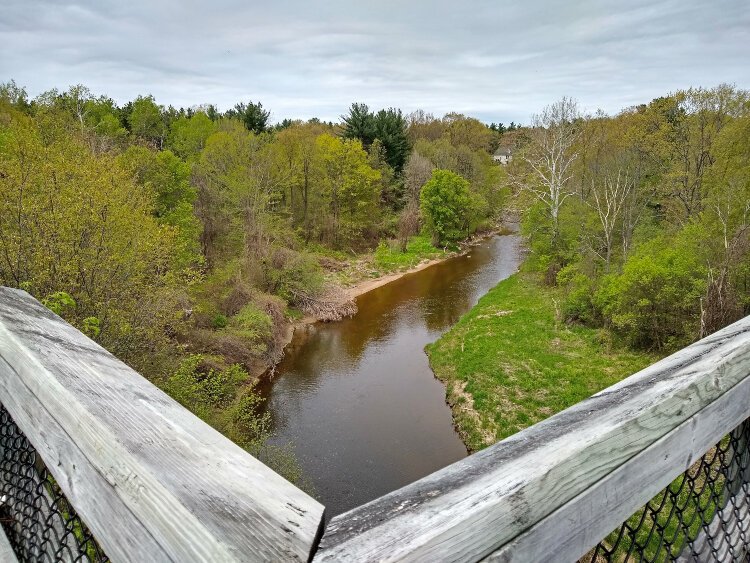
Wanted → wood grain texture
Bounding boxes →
[484,376,750,562]
[0,288,324,562]
[314,315,750,563]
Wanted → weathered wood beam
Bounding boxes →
[485,373,750,562]
[314,316,750,562]
[0,288,324,562]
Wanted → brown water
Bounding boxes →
[259,234,522,518]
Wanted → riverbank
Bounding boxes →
[346,230,501,299]
[269,229,511,370]
[426,273,658,452]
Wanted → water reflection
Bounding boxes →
[259,234,521,518]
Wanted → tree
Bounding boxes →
[698,108,750,335]
[343,104,411,173]
[226,101,270,134]
[273,122,330,238]
[595,233,706,350]
[420,169,472,245]
[341,103,375,148]
[444,113,492,152]
[193,124,281,264]
[0,104,184,368]
[0,80,29,111]
[578,116,640,272]
[118,146,202,269]
[315,134,380,248]
[372,108,410,173]
[663,86,746,223]
[589,168,634,272]
[406,110,446,142]
[517,97,580,243]
[403,152,434,201]
[128,95,166,148]
[168,111,217,160]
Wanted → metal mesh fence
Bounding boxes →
[0,403,108,562]
[583,419,750,563]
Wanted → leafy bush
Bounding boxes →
[595,236,706,350]
[212,313,228,329]
[164,355,248,419]
[420,169,472,245]
[42,291,76,316]
[557,264,597,324]
[227,304,273,355]
[263,247,324,303]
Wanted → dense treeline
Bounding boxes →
[512,85,750,351]
[0,80,505,475]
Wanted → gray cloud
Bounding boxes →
[1,0,748,124]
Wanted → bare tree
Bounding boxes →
[519,97,580,241]
[403,152,434,200]
[397,152,433,251]
[590,168,634,272]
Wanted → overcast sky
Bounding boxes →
[1,0,748,124]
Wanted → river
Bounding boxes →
[258,233,522,518]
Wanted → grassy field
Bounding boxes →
[426,273,658,452]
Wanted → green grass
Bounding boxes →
[373,234,445,273]
[428,272,734,558]
[426,273,657,451]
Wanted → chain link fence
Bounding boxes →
[583,419,750,563]
[0,403,108,562]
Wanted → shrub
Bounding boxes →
[164,355,248,419]
[227,304,273,356]
[420,169,472,245]
[557,264,597,324]
[212,313,228,329]
[595,236,706,350]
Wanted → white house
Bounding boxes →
[493,146,513,165]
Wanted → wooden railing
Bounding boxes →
[0,287,324,562]
[1,286,749,562]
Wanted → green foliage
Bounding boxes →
[128,95,165,146]
[373,234,442,272]
[164,355,245,416]
[0,101,186,370]
[168,112,217,160]
[118,145,202,269]
[263,248,324,302]
[226,101,270,134]
[342,102,376,148]
[0,80,30,110]
[557,263,597,324]
[427,273,655,451]
[373,108,410,172]
[226,304,273,355]
[81,316,101,338]
[314,133,381,248]
[342,103,411,173]
[595,233,707,350]
[212,313,228,329]
[225,388,272,451]
[42,291,76,316]
[420,169,472,245]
